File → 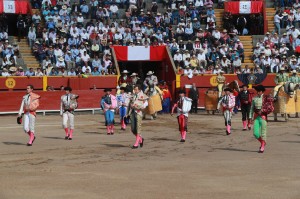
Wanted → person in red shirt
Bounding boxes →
[160,81,172,113]
[118,70,131,86]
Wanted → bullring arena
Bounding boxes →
[1,112,300,199]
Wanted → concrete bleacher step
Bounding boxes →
[239,35,253,67]
[265,8,276,32]
[14,35,39,68]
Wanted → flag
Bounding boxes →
[225,2,263,15]
[128,46,150,60]
[113,46,168,61]
[0,0,31,14]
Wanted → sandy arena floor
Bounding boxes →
[0,112,300,199]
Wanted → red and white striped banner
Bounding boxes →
[113,46,168,61]
[224,1,263,14]
[0,0,31,14]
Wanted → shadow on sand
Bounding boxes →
[214,147,258,153]
[42,136,65,140]
[281,141,300,144]
[3,142,26,146]
[102,143,128,148]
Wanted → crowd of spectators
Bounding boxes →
[2,0,300,77]
[250,6,300,73]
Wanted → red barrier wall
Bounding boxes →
[0,76,118,91]
[0,74,277,112]
[180,74,275,107]
[180,74,276,88]
[0,90,116,112]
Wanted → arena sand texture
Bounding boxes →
[0,112,300,199]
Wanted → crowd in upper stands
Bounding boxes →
[1,0,300,77]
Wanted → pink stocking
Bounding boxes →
[111,125,114,133]
[69,129,73,138]
[260,140,266,152]
[248,120,251,128]
[106,126,111,134]
[226,125,231,134]
[139,135,143,143]
[64,128,69,136]
[28,132,35,144]
[182,131,186,140]
[133,134,140,147]
[121,120,126,129]
[242,121,247,129]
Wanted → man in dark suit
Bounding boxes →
[189,83,199,113]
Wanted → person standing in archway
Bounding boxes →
[236,15,247,36]
[17,16,26,42]
[189,83,199,114]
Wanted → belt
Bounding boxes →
[64,109,74,112]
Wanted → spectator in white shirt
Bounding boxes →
[232,56,242,71]
[110,4,119,17]
[82,64,91,73]
[274,11,284,34]
[35,68,44,76]
[291,26,300,49]
[68,68,77,76]
[56,57,66,68]
[81,51,90,65]
[197,49,207,67]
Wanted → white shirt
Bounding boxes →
[110,5,118,13]
[197,53,206,61]
[82,65,91,73]
[274,14,283,23]
[174,53,183,61]
[81,54,90,62]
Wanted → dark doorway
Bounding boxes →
[118,61,164,81]
[7,14,20,36]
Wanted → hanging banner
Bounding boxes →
[224,1,263,14]
[113,46,168,61]
[0,0,31,14]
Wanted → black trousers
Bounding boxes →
[18,28,24,41]
[191,99,198,113]
[241,104,251,121]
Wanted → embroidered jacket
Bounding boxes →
[60,93,79,115]
[18,93,41,116]
[128,91,149,116]
[221,94,236,112]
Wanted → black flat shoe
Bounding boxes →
[27,143,32,146]
[131,145,139,149]
[248,127,251,130]
[68,137,72,140]
[242,129,247,131]
[180,139,185,142]
[226,131,231,135]
[140,138,144,147]
[65,136,69,140]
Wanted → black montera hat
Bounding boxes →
[104,88,112,92]
[178,89,186,94]
[120,87,127,91]
[224,88,233,92]
[254,85,266,92]
[64,87,72,91]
